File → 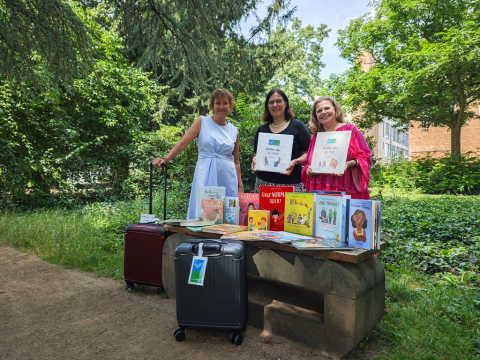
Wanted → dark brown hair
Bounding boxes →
[261,89,295,122]
[350,209,368,229]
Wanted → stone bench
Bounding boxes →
[162,232,385,359]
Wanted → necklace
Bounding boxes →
[271,119,287,128]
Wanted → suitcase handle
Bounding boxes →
[191,243,223,257]
[189,239,226,244]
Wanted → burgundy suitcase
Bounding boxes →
[124,163,169,294]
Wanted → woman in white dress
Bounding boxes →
[152,89,243,219]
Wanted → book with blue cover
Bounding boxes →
[314,194,350,244]
[222,196,239,225]
[348,199,373,250]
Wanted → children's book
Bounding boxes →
[310,131,352,175]
[220,230,267,241]
[201,224,248,234]
[221,230,313,242]
[284,193,315,236]
[180,216,219,227]
[222,196,239,225]
[292,238,354,250]
[239,193,259,226]
[255,133,294,173]
[259,186,294,231]
[375,200,382,250]
[348,199,373,250]
[197,186,226,219]
[314,194,344,243]
[247,210,270,231]
[311,190,347,195]
[201,199,224,224]
[314,194,351,244]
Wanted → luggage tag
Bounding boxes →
[188,243,208,286]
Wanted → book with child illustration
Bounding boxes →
[254,133,294,173]
[201,224,248,234]
[247,210,270,231]
[197,186,226,219]
[284,193,315,236]
[222,196,239,225]
[310,131,352,174]
[201,199,224,224]
[239,193,259,226]
[348,199,373,250]
[259,186,293,231]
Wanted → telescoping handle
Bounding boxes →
[149,162,168,220]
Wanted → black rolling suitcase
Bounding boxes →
[124,164,169,293]
[173,239,247,345]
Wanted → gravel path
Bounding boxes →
[0,246,340,360]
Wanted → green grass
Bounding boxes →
[368,266,480,359]
[1,193,479,359]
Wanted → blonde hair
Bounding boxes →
[309,96,345,133]
[209,88,235,111]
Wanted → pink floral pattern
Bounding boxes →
[302,124,372,199]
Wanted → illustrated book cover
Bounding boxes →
[221,230,313,243]
[284,193,315,236]
[222,196,239,225]
[201,224,248,234]
[311,190,346,195]
[200,199,224,224]
[197,186,226,219]
[180,216,218,227]
[314,194,350,243]
[259,186,294,231]
[310,131,352,174]
[292,238,354,250]
[348,199,373,250]
[254,133,294,173]
[247,210,270,231]
[239,193,259,226]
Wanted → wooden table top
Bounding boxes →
[164,225,385,264]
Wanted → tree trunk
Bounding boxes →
[450,119,462,156]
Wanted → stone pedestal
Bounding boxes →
[162,233,385,359]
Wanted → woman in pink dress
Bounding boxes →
[302,96,372,200]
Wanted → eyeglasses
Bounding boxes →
[268,99,284,106]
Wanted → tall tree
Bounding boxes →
[0,0,98,91]
[332,0,480,156]
[108,0,295,96]
[266,17,330,98]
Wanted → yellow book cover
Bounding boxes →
[247,210,270,231]
[284,193,315,236]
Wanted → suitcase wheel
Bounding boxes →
[230,332,242,346]
[156,286,165,295]
[126,282,135,291]
[174,328,185,342]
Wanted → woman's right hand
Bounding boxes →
[251,156,259,172]
[152,158,167,168]
[306,166,313,177]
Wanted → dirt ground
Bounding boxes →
[0,246,371,360]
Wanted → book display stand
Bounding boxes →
[162,225,385,358]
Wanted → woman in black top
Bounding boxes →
[251,89,311,193]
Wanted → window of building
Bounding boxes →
[385,143,390,159]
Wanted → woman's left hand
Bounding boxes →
[238,183,244,193]
[281,159,297,176]
[332,160,355,177]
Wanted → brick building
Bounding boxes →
[409,106,480,158]
[357,52,480,160]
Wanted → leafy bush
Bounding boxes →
[378,195,480,276]
[371,152,480,195]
